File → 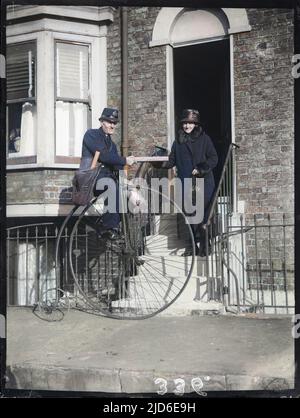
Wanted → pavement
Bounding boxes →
[5,307,295,395]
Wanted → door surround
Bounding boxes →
[150,8,251,211]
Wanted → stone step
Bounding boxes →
[128,253,221,280]
[113,265,219,311]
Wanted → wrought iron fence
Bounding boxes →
[204,213,294,314]
[7,216,294,314]
[7,222,77,306]
[202,142,294,314]
[7,217,143,311]
[7,223,59,306]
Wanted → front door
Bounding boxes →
[173,39,231,186]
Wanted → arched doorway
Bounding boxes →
[173,39,231,183]
[151,7,251,188]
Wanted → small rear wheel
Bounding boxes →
[33,287,70,322]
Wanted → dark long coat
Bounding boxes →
[165,129,218,225]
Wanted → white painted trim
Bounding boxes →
[7,203,74,217]
[49,28,106,44]
[7,18,106,39]
[150,39,172,48]
[150,7,251,47]
[222,8,252,33]
[228,26,252,34]
[37,31,55,166]
[149,8,182,47]
[6,31,39,44]
[7,5,114,24]
[95,35,107,127]
[7,164,79,170]
[166,45,175,150]
[230,34,237,212]
[172,35,228,48]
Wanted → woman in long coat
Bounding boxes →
[164,109,218,256]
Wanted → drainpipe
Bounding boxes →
[121,7,129,158]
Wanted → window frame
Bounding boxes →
[54,39,92,164]
[6,39,38,163]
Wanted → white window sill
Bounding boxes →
[6,163,79,170]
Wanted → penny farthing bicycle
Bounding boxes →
[55,164,195,320]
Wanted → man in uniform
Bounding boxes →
[80,107,135,240]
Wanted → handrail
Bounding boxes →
[205,143,239,226]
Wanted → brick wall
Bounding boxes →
[234,8,294,222]
[106,7,294,219]
[233,8,294,282]
[107,7,167,157]
[106,8,122,148]
[7,170,74,205]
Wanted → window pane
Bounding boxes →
[7,102,37,156]
[56,101,89,157]
[56,42,89,100]
[7,103,22,153]
[7,42,36,100]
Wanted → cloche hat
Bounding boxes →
[180,109,201,125]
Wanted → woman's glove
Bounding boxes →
[195,162,211,177]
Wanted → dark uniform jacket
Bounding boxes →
[80,127,126,176]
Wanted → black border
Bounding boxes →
[294,0,300,399]
[0,0,7,397]
[0,0,299,402]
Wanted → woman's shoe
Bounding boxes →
[181,247,200,257]
[199,245,212,257]
[181,248,193,257]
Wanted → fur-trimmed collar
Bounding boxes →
[177,126,203,144]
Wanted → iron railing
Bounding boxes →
[201,144,294,313]
[201,143,238,302]
[7,223,62,306]
[6,213,147,310]
[215,214,294,314]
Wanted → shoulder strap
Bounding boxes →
[91,150,100,169]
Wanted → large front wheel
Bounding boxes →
[69,188,195,319]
